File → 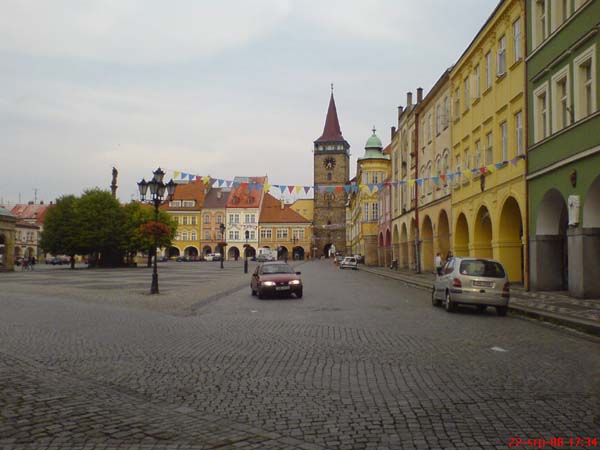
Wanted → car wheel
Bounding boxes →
[257,288,264,299]
[296,289,303,298]
[496,306,508,316]
[445,291,456,313]
[251,288,256,296]
[476,305,487,313]
[431,288,440,307]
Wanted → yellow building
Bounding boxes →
[289,199,314,222]
[417,69,453,272]
[258,194,312,260]
[161,180,207,259]
[450,0,526,283]
[347,128,391,266]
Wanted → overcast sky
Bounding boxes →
[0,0,497,205]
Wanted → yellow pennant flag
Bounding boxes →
[409,179,415,187]
[263,183,271,192]
[202,176,211,184]
[486,164,495,173]
[294,185,303,194]
[174,171,181,179]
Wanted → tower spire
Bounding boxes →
[314,87,347,144]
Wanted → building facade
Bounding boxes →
[313,92,350,258]
[527,0,600,297]
[225,176,266,260]
[416,69,453,272]
[377,144,393,267]
[450,0,527,284]
[347,129,390,266]
[11,202,50,261]
[200,188,230,257]
[162,180,206,259]
[0,207,17,271]
[258,194,312,260]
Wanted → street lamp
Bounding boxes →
[291,235,298,260]
[219,223,225,269]
[244,230,249,274]
[137,167,176,294]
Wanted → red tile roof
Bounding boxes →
[160,180,207,211]
[226,176,267,208]
[315,93,346,143]
[259,194,310,223]
[10,204,50,225]
[202,188,230,209]
[383,143,392,155]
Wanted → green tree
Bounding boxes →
[40,195,80,268]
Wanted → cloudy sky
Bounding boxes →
[0,0,497,205]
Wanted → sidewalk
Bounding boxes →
[359,265,600,337]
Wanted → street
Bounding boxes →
[0,260,598,450]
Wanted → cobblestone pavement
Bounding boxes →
[0,261,598,449]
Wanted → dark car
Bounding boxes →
[251,262,303,299]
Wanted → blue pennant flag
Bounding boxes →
[448,173,455,181]
[188,174,194,181]
[181,172,188,179]
[495,162,503,169]
[278,185,286,193]
[326,186,335,193]
[416,178,423,186]
[344,186,351,194]
[367,184,375,192]
[376,183,383,191]
[431,176,439,184]
[217,179,224,187]
[233,181,240,188]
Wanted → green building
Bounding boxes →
[527,0,600,298]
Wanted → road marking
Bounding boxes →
[491,346,507,352]
[251,310,258,313]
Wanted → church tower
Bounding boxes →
[313,89,350,258]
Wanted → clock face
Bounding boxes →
[324,157,336,170]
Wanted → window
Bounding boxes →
[464,77,470,110]
[191,217,197,225]
[513,18,522,62]
[500,121,508,161]
[486,132,493,165]
[574,45,597,121]
[436,105,442,135]
[260,228,272,239]
[204,214,210,224]
[327,172,332,181]
[534,0,548,48]
[228,213,239,224]
[276,228,288,239]
[182,231,188,241]
[455,155,462,179]
[372,203,379,221]
[475,140,481,169]
[443,96,449,128]
[228,230,240,240]
[292,228,305,240]
[205,230,210,240]
[191,231,197,241]
[249,230,256,240]
[363,203,369,221]
[534,83,549,142]
[474,65,480,99]
[515,112,523,155]
[428,114,433,142]
[245,214,255,224]
[464,148,470,171]
[216,214,222,224]
[552,67,570,132]
[454,89,460,120]
[182,216,188,225]
[485,51,492,89]
[169,200,181,207]
[373,172,379,184]
[497,35,506,76]
[551,0,571,31]
[182,200,195,207]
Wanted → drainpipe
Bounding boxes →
[524,5,530,291]
[414,90,421,274]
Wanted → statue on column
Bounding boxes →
[111,167,118,198]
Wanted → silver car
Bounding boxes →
[340,256,358,270]
[432,257,510,316]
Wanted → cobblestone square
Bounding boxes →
[1,261,598,449]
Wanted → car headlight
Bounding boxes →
[289,280,301,285]
[262,281,275,286]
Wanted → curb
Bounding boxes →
[358,265,600,337]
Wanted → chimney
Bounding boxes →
[397,106,404,121]
[417,87,423,103]
[391,126,396,139]
[406,92,413,106]
[280,200,285,210]
[216,190,222,199]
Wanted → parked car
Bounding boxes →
[340,256,358,270]
[334,255,344,265]
[47,256,64,265]
[354,254,365,264]
[251,261,303,299]
[432,256,510,316]
[175,256,188,262]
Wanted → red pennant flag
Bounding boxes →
[440,174,446,183]
[479,167,486,174]
[195,175,202,181]
[335,186,343,193]
[288,185,294,193]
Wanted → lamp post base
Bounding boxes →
[244,258,248,273]
[151,272,159,294]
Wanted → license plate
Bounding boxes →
[275,286,290,291]
[472,280,493,288]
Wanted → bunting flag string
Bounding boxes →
[165,153,526,196]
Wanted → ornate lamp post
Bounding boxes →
[219,223,226,269]
[243,230,249,274]
[137,168,176,294]
[291,235,298,260]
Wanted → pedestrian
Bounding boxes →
[435,252,443,276]
[21,258,28,271]
[29,256,35,271]
[446,251,453,264]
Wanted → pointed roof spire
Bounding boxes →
[315,88,347,144]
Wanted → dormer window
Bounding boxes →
[247,196,254,204]
[169,200,182,207]
[232,196,240,205]
[182,200,195,207]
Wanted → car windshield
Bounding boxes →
[261,264,294,274]
[459,260,505,278]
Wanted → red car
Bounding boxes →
[251,262,303,299]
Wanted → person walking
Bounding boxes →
[29,256,36,271]
[435,252,443,276]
